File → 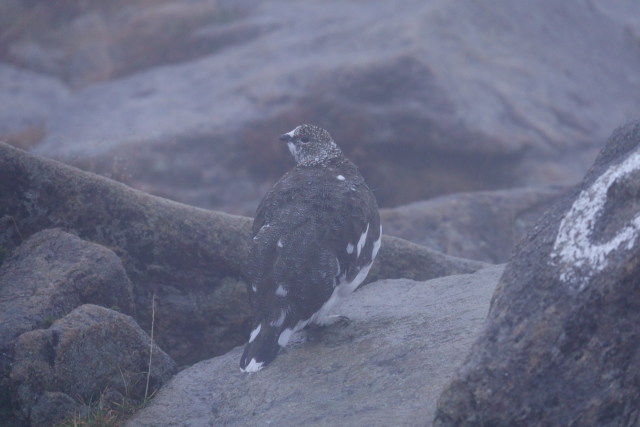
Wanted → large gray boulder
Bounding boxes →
[0,140,253,366]
[0,229,135,427]
[10,304,177,427]
[435,121,640,425]
[0,142,483,367]
[127,265,504,427]
[381,186,566,263]
[0,229,135,351]
[1,0,635,212]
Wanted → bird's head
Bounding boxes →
[279,124,342,165]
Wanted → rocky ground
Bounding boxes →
[126,266,505,427]
[0,142,484,426]
[435,120,640,427]
[1,0,640,425]
[2,124,639,425]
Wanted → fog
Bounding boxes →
[2,1,640,425]
[2,0,638,217]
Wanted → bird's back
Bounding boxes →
[249,157,379,303]
[240,126,381,372]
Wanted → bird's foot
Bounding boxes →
[313,314,351,328]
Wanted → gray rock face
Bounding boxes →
[0,142,483,368]
[0,229,135,370]
[381,186,567,263]
[434,121,640,426]
[0,0,235,89]
[0,0,634,213]
[10,304,177,426]
[1,140,254,366]
[126,266,504,427]
[0,229,135,426]
[0,229,135,348]
[370,234,486,283]
[28,392,79,427]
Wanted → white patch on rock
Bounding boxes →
[337,175,345,181]
[551,150,640,287]
[255,224,271,241]
[356,223,370,258]
[240,358,264,373]
[275,284,287,297]
[277,238,283,248]
[346,242,354,254]
[248,324,261,343]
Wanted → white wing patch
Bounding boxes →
[337,175,346,181]
[248,324,261,343]
[315,224,381,323]
[372,225,382,259]
[356,223,370,258]
[277,238,284,248]
[346,242,354,254]
[276,284,287,297]
[334,257,341,277]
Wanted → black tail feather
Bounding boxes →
[240,324,281,372]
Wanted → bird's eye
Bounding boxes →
[299,136,310,143]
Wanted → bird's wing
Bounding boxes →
[324,179,381,284]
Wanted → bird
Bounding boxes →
[239,124,382,372]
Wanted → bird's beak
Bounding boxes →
[279,133,293,142]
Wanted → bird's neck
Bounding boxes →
[296,142,343,166]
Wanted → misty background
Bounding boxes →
[1,0,639,217]
[2,2,640,425]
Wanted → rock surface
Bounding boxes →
[0,0,243,89]
[0,228,135,425]
[126,265,504,427]
[0,229,135,352]
[0,64,69,149]
[381,185,567,263]
[0,142,484,368]
[0,1,637,212]
[434,121,640,425]
[10,304,177,426]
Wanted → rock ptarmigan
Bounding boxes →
[240,124,381,372]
